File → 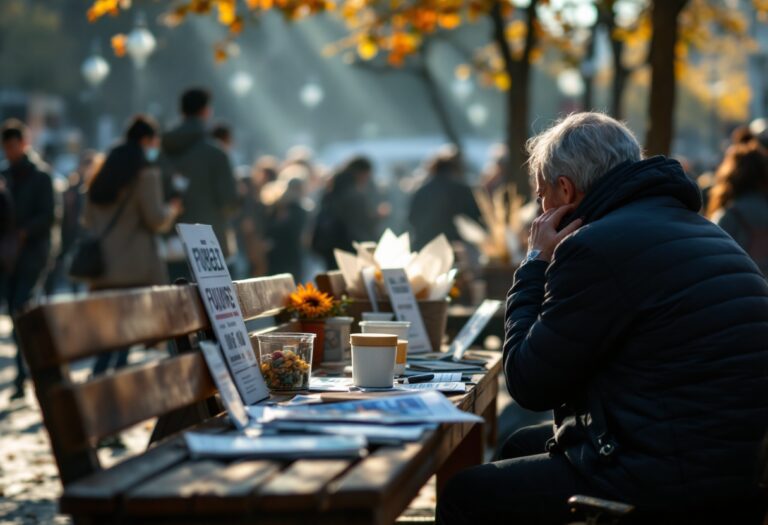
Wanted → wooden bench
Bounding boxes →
[17,272,501,524]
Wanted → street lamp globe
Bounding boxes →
[82,52,110,88]
[230,71,254,97]
[467,103,488,128]
[126,13,157,69]
[299,81,324,109]
[557,68,585,98]
[452,77,473,102]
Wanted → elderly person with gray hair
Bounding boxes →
[437,113,768,524]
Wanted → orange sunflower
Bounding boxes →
[288,283,335,319]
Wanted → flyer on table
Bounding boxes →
[199,341,250,429]
[381,268,432,353]
[177,223,269,404]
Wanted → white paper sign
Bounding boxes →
[199,341,249,430]
[177,224,269,404]
[449,299,503,360]
[381,268,432,354]
[361,267,380,309]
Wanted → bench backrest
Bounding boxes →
[16,274,296,485]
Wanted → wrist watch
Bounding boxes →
[523,249,543,265]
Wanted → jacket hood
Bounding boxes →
[569,156,702,227]
[162,118,207,156]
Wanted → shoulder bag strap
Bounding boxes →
[98,180,138,240]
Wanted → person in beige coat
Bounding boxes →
[83,115,182,381]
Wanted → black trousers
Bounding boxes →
[9,250,48,388]
[436,422,607,525]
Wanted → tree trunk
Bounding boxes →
[600,4,629,120]
[644,0,689,156]
[507,62,531,197]
[610,36,629,119]
[491,0,538,199]
[582,20,599,111]
[352,49,463,153]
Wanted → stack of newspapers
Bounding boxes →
[185,390,482,459]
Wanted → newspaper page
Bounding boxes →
[261,390,483,424]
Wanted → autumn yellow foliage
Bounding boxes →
[85,0,768,117]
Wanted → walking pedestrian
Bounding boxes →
[311,156,380,269]
[408,147,481,250]
[263,165,309,280]
[82,115,182,377]
[1,119,56,400]
[161,88,238,281]
[707,142,768,275]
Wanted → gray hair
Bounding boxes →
[526,112,643,193]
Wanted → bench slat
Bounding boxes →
[193,460,282,514]
[327,441,428,508]
[60,437,190,515]
[124,459,282,515]
[20,275,296,370]
[255,459,353,511]
[234,274,295,320]
[19,286,208,369]
[52,353,216,450]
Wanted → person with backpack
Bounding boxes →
[707,141,768,275]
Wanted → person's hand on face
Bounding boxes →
[528,204,582,262]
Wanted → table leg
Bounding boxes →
[483,398,498,450]
[436,422,484,497]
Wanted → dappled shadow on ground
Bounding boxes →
[0,315,157,525]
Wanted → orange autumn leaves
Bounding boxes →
[86,0,491,67]
[86,0,125,22]
[340,1,488,66]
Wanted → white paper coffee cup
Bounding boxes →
[350,333,398,388]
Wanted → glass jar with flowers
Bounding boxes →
[286,282,347,363]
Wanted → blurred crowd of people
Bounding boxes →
[1,88,767,400]
[703,122,768,274]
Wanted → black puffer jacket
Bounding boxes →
[504,156,768,511]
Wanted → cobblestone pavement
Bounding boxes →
[0,314,165,525]
[0,314,535,524]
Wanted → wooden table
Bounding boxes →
[59,351,501,525]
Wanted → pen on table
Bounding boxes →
[399,374,435,384]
